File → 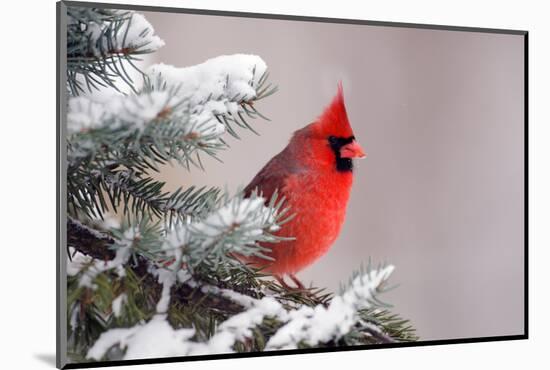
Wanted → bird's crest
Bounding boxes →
[313,82,354,138]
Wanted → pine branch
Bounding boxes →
[67,7,164,95]
[66,218,253,325]
[67,216,116,260]
[68,163,221,226]
[66,58,277,223]
[67,216,417,361]
[66,89,224,173]
[355,308,419,343]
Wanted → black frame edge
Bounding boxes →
[62,0,527,35]
[56,1,61,368]
[523,32,529,338]
[62,335,527,369]
[57,1,69,369]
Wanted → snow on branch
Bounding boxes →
[67,90,182,134]
[71,11,164,57]
[86,265,395,360]
[67,54,276,167]
[67,96,109,134]
[67,226,140,289]
[67,8,165,95]
[86,315,196,361]
[147,54,275,140]
[150,265,191,314]
[87,296,283,360]
[265,265,395,349]
[111,293,127,318]
[114,13,165,53]
[68,54,269,136]
[148,54,266,108]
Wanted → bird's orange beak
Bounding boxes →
[340,140,366,159]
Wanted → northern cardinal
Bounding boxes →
[243,84,366,289]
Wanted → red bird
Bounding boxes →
[243,84,366,289]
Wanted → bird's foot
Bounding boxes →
[275,275,293,290]
[275,274,306,291]
[289,274,306,290]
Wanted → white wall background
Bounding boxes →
[2,0,547,369]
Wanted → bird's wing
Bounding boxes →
[243,150,301,202]
[244,159,287,200]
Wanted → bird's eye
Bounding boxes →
[328,136,338,145]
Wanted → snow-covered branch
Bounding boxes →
[265,265,395,349]
[67,55,277,222]
[67,216,117,260]
[86,265,395,360]
[68,227,140,289]
[67,191,287,313]
[147,54,271,139]
[67,90,181,134]
[74,12,165,57]
[67,8,164,95]
[68,54,273,146]
[158,191,289,273]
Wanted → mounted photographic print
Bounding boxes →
[56,1,528,368]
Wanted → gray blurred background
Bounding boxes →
[141,11,525,341]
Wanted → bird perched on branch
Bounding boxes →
[243,84,366,289]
